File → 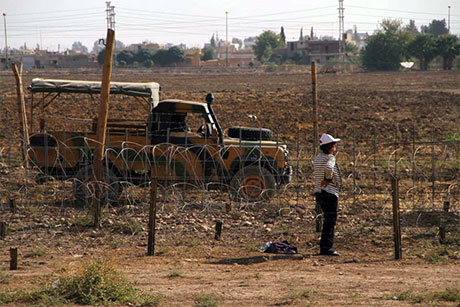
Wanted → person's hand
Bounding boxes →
[321,180,329,187]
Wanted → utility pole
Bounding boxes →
[3,13,8,69]
[338,0,345,62]
[225,11,229,68]
[448,6,451,33]
[106,2,115,30]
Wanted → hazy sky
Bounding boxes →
[1,0,458,51]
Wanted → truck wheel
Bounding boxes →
[72,165,121,207]
[230,165,275,202]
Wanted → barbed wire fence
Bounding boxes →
[1,118,459,256]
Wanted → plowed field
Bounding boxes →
[1,69,460,306]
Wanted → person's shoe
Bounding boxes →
[320,249,340,256]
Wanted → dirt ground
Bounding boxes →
[1,69,460,306]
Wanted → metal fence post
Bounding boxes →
[439,201,450,243]
[391,176,402,260]
[148,174,158,256]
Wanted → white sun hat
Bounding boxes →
[319,133,341,145]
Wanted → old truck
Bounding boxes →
[27,78,291,204]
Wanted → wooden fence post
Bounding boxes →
[312,61,322,233]
[10,248,18,270]
[12,63,30,168]
[311,61,319,157]
[215,220,223,240]
[9,199,16,213]
[391,176,402,259]
[439,201,450,243]
[93,28,115,227]
[148,175,158,256]
[0,221,6,239]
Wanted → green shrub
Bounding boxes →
[25,247,48,258]
[194,292,220,307]
[386,288,460,303]
[264,62,278,72]
[0,260,161,306]
[112,216,143,235]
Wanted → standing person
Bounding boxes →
[314,133,343,256]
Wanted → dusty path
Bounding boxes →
[3,246,459,306]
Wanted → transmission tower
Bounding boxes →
[106,1,115,30]
[338,0,344,56]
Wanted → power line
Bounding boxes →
[347,4,460,17]
[7,7,104,16]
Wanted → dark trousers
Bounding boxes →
[315,191,338,252]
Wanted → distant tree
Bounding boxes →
[152,47,185,66]
[404,20,419,35]
[92,40,102,53]
[421,19,448,37]
[201,46,216,61]
[167,46,185,64]
[134,49,154,63]
[117,50,135,65]
[143,59,154,68]
[152,49,169,66]
[345,42,359,55]
[361,19,407,71]
[380,19,403,35]
[71,41,88,53]
[253,30,282,62]
[269,53,284,65]
[361,32,403,71]
[299,27,304,41]
[436,34,460,70]
[291,51,303,64]
[280,27,286,46]
[97,49,105,65]
[407,33,437,70]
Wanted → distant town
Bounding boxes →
[1,19,458,71]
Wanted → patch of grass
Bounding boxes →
[385,290,424,303]
[0,272,12,284]
[0,260,161,307]
[156,246,168,255]
[244,242,261,252]
[444,230,460,245]
[73,214,94,227]
[289,289,311,300]
[167,268,182,278]
[112,216,143,235]
[0,287,66,306]
[431,288,460,302]
[445,133,460,142]
[422,245,458,263]
[194,292,220,307]
[25,247,48,258]
[385,288,460,303]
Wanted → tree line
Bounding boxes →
[97,46,185,67]
[362,19,459,71]
[250,19,459,70]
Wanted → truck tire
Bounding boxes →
[72,165,121,207]
[230,165,275,202]
[228,127,273,141]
